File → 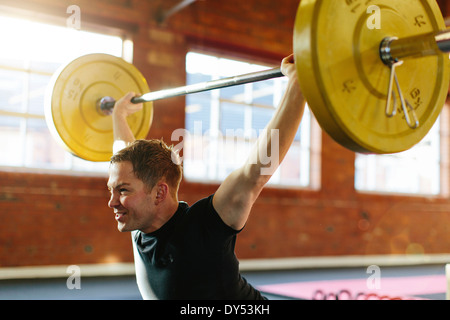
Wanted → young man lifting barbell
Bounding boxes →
[107,54,305,299]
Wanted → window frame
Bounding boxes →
[0,8,135,177]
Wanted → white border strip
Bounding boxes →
[239,254,450,271]
[1,255,450,280]
[0,263,135,280]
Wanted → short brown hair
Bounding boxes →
[110,139,183,197]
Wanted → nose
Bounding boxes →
[108,192,120,209]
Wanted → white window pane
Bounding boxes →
[0,69,26,113]
[253,80,275,106]
[0,14,125,173]
[0,16,123,64]
[252,107,273,132]
[28,73,51,115]
[355,119,441,195]
[186,98,211,133]
[276,141,302,185]
[71,157,109,172]
[220,85,245,102]
[0,116,24,166]
[29,60,61,75]
[220,102,245,135]
[184,51,315,188]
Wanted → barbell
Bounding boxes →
[45,0,450,162]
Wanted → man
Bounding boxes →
[107,54,305,299]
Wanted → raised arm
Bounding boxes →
[213,54,306,230]
[112,92,143,154]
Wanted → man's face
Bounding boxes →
[107,161,156,233]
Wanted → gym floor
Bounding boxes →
[0,264,446,300]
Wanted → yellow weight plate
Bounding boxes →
[45,54,153,162]
[295,0,450,153]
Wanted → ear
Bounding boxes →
[154,182,169,205]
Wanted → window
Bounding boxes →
[0,14,127,173]
[183,52,321,188]
[355,112,447,195]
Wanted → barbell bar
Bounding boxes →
[97,67,284,115]
[45,0,450,162]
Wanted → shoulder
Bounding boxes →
[188,194,242,235]
[187,195,214,212]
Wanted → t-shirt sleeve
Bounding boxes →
[191,194,243,242]
[207,195,244,235]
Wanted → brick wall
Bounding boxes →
[1,0,450,268]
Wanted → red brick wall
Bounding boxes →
[1,0,450,268]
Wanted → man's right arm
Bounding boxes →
[112,92,143,153]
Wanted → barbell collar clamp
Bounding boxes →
[435,29,450,52]
[380,29,450,66]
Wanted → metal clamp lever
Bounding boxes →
[382,42,419,130]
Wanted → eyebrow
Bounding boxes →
[107,182,130,190]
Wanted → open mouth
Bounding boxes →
[115,212,127,222]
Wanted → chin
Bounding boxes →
[117,223,130,232]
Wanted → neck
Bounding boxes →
[163,196,180,220]
[142,195,179,234]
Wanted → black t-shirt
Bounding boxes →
[133,195,265,300]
